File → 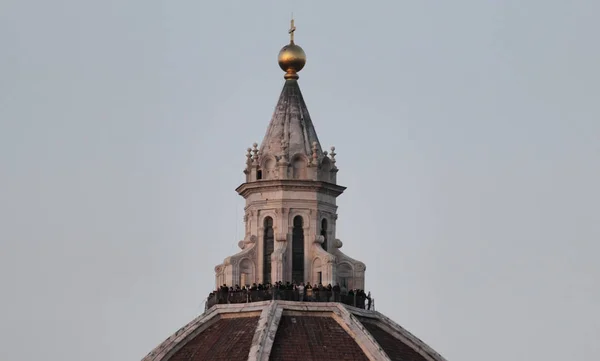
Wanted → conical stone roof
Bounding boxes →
[259,79,323,162]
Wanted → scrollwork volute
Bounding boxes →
[239,234,257,250]
[325,254,337,264]
[247,243,257,259]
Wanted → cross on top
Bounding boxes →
[288,18,296,43]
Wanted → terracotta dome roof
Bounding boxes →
[142,301,447,361]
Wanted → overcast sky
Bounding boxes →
[1,1,599,360]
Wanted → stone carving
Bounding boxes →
[215,234,258,285]
[314,235,325,244]
[238,235,257,250]
[252,143,259,164]
[329,146,337,169]
[245,148,252,168]
[325,254,337,264]
[311,141,319,165]
[330,239,365,289]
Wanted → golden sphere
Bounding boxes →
[278,43,306,78]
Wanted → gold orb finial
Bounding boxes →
[278,18,306,80]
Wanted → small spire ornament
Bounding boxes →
[246,147,253,167]
[330,146,337,167]
[252,143,259,164]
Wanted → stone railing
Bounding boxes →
[204,289,374,311]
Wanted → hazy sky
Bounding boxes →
[1,1,599,360]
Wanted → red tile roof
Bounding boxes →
[269,315,369,361]
[358,318,428,361]
[143,302,446,361]
[168,317,259,361]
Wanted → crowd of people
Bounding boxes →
[205,281,373,311]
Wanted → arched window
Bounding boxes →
[320,218,328,251]
[263,217,274,283]
[292,216,305,283]
[239,259,255,287]
[337,263,353,290]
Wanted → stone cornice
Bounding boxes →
[236,180,346,198]
[243,200,339,213]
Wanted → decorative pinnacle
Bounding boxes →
[252,143,259,164]
[246,147,252,165]
[329,146,336,165]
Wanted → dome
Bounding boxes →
[142,301,447,361]
[140,19,448,361]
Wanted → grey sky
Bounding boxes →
[1,1,599,360]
